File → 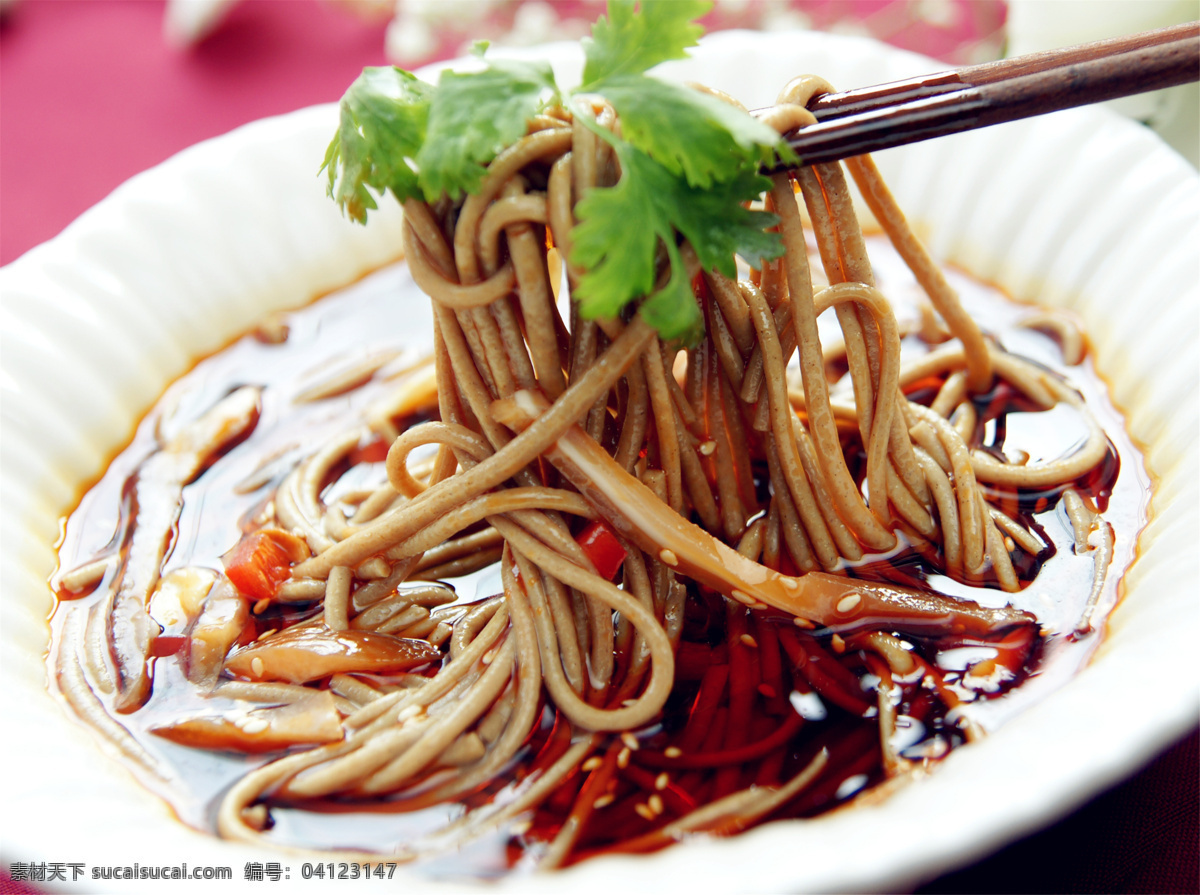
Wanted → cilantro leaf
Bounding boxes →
[581,0,710,90]
[638,240,705,345]
[598,75,786,188]
[570,141,671,320]
[570,128,782,343]
[416,58,558,201]
[671,167,782,276]
[322,67,432,223]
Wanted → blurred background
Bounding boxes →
[1,0,1196,266]
[0,2,1197,893]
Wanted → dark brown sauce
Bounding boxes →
[49,239,1150,876]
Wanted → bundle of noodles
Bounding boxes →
[52,12,1119,870]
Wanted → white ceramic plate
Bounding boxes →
[2,30,1197,894]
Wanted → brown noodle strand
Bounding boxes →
[772,175,895,551]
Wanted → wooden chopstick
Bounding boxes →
[772,22,1199,167]
[806,21,1199,119]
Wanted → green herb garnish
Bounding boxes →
[322,66,432,223]
[322,0,794,343]
[417,47,560,202]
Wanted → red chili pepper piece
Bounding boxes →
[348,437,390,465]
[148,634,189,658]
[222,529,308,601]
[575,519,627,580]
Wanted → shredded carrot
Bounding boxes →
[715,604,757,798]
[677,664,729,752]
[778,627,873,716]
[754,614,787,714]
[636,712,805,770]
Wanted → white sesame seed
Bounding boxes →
[836,593,862,614]
[751,601,770,611]
[481,648,496,665]
[240,717,269,735]
[781,577,800,591]
[622,698,638,707]
[593,794,615,809]
[793,617,815,629]
[253,598,270,615]
[250,657,265,677]
[740,634,758,649]
[635,803,656,821]
[664,746,683,758]
[654,772,669,791]
[648,794,664,815]
[241,804,268,830]
[617,747,631,769]
[730,589,754,606]
[699,440,717,457]
[621,732,639,751]
[658,549,679,567]
[581,756,603,772]
[831,633,846,654]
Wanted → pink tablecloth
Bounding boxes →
[1,0,388,265]
[1,2,1196,892]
